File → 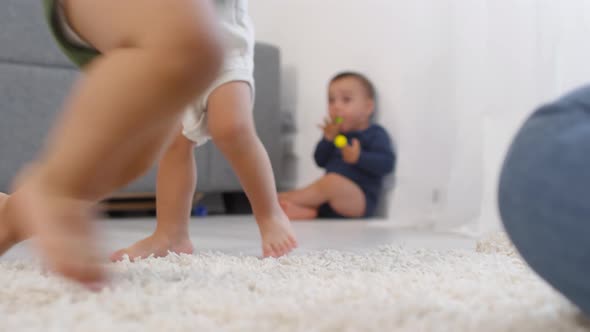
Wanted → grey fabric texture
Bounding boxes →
[0,0,76,68]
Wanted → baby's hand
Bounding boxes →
[342,138,361,164]
[319,116,341,141]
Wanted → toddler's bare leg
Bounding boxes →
[208,82,297,257]
[111,130,197,261]
[1,0,222,285]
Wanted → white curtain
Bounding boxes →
[390,0,590,232]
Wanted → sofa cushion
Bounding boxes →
[0,0,75,68]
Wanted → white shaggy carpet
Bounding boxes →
[0,233,588,332]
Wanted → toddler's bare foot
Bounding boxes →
[258,211,298,258]
[279,200,318,221]
[10,180,105,285]
[0,193,19,255]
[110,232,194,261]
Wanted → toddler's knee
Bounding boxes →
[168,133,197,154]
[210,119,252,148]
[150,29,223,95]
[173,29,223,80]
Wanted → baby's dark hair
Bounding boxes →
[330,72,376,100]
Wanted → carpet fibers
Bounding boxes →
[1,234,588,332]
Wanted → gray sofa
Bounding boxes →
[0,1,284,195]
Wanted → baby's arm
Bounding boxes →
[314,138,336,168]
[355,129,396,176]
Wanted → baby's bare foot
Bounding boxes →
[258,211,298,258]
[10,181,105,285]
[279,200,318,221]
[0,193,19,255]
[110,233,194,262]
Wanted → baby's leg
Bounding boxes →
[1,0,222,284]
[208,82,297,258]
[279,174,366,219]
[278,200,318,220]
[111,130,196,261]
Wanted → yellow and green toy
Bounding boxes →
[332,117,347,148]
[334,134,348,149]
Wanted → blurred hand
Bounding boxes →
[319,116,340,141]
[342,138,361,164]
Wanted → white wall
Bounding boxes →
[250,1,590,230]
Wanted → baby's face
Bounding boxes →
[328,77,374,132]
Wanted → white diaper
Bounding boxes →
[183,0,256,146]
[56,0,256,147]
[181,68,254,146]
